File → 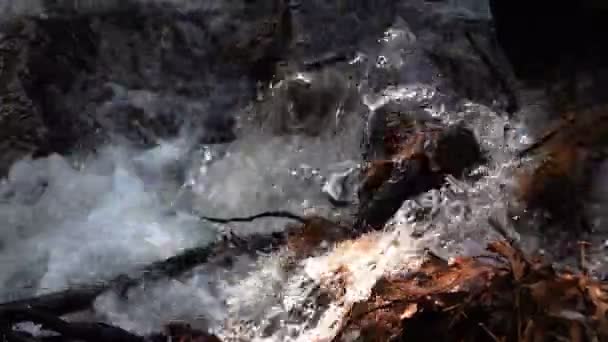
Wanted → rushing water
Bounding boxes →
[2,1,608,341]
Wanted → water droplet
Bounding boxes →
[376,55,388,68]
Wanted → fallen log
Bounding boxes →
[0,225,291,316]
[0,211,343,319]
[0,285,108,319]
[1,310,224,342]
[1,308,145,342]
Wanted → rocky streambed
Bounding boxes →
[2,1,608,341]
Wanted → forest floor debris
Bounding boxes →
[3,216,608,341]
[328,236,608,342]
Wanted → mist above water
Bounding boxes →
[0,141,211,299]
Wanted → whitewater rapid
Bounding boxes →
[3,1,608,341]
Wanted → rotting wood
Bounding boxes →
[1,308,145,342]
[357,119,482,231]
[192,210,307,225]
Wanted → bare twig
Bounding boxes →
[516,126,561,158]
[302,52,351,71]
[194,210,308,225]
[459,311,501,342]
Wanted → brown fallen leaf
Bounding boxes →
[487,241,528,281]
[400,303,418,319]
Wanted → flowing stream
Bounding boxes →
[2,1,608,341]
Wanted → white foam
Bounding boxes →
[0,142,215,301]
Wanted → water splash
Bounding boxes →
[4,1,603,341]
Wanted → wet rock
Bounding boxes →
[395,1,519,113]
[0,22,48,175]
[321,161,360,206]
[200,110,237,145]
[362,99,448,162]
[22,17,99,153]
[357,105,483,230]
[288,0,396,63]
[432,122,484,176]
